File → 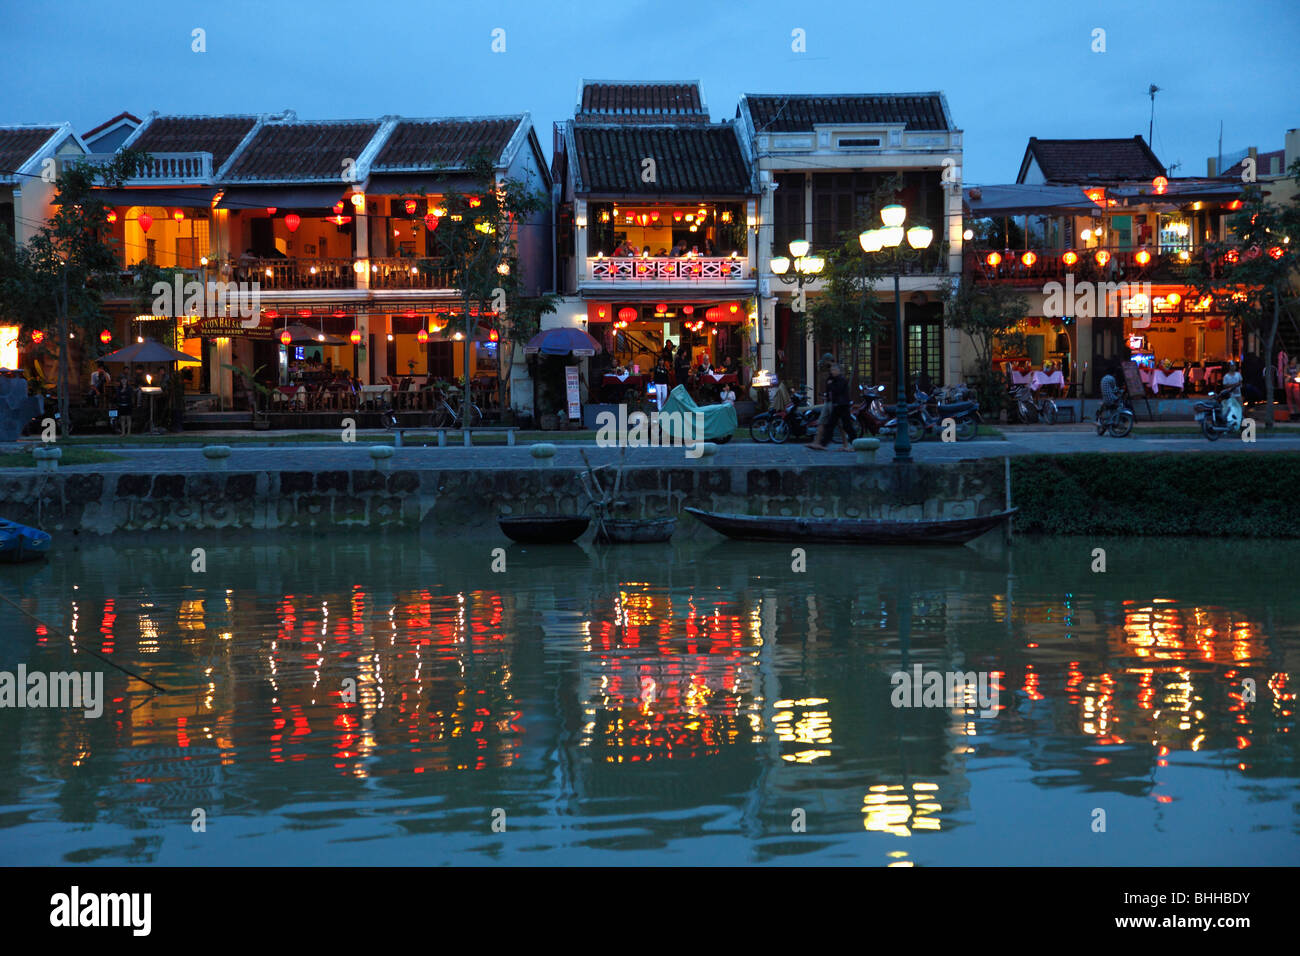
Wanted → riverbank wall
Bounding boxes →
[0,460,1008,536]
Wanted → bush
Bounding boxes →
[1011,453,1300,536]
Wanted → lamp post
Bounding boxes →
[770,238,825,386]
[860,204,933,463]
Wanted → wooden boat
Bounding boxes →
[594,515,677,544]
[498,514,590,544]
[684,507,1016,545]
[0,520,51,563]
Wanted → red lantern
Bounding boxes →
[333,201,345,215]
[468,196,482,208]
[280,330,291,346]
[138,213,153,232]
[1225,249,1239,264]
[349,329,362,345]
[424,214,440,231]
[985,252,1001,267]
[106,210,118,224]
[1208,318,1224,331]
[1062,250,1078,267]
[266,207,278,216]
[1227,200,1243,211]
[1135,249,1151,266]
[1095,250,1111,266]
[404,199,418,215]
[655,303,667,313]
[31,330,45,344]
[617,307,636,322]
[706,306,724,322]
[1152,176,1168,195]
[172,209,184,223]
[1268,246,1284,260]
[99,329,112,344]
[1021,251,1037,267]
[417,328,429,344]
[650,211,660,221]
[682,305,694,315]
[596,307,607,320]
[285,213,301,232]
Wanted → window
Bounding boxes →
[839,138,880,147]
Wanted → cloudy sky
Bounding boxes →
[6,0,1297,184]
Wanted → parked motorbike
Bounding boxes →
[1094,385,1135,437]
[852,384,890,436]
[751,385,819,443]
[1008,383,1058,424]
[1194,384,1244,441]
[883,387,980,441]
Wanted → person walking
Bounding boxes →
[809,352,836,448]
[822,364,857,451]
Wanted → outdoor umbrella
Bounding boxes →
[524,327,602,357]
[99,339,200,365]
[281,323,348,346]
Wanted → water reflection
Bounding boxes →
[0,533,1296,865]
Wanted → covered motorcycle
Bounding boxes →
[657,385,736,443]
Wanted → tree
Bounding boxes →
[944,275,1029,415]
[1194,160,1300,429]
[424,154,554,421]
[802,235,885,388]
[0,151,146,434]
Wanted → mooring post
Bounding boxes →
[1004,455,1013,544]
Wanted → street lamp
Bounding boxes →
[860,204,933,463]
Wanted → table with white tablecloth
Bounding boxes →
[1030,370,1064,392]
[1151,369,1185,394]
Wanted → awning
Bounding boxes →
[216,185,355,211]
[579,286,754,302]
[93,187,220,207]
[964,184,1099,217]
[364,173,480,196]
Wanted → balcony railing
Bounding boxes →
[233,257,454,291]
[966,247,1211,285]
[588,256,746,282]
[85,151,214,183]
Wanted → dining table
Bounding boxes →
[700,371,739,386]
[1150,369,1185,394]
[1010,370,1032,387]
[1029,370,1064,392]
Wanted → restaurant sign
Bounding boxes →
[190,316,276,339]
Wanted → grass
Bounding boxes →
[0,448,125,468]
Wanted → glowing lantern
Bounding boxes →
[99,329,112,344]
[1062,250,1078,267]
[651,211,660,221]
[985,252,1002,267]
[682,305,694,315]
[468,196,482,208]
[1225,249,1239,263]
[656,303,667,313]
[138,213,153,232]
[706,306,724,322]
[266,207,277,216]
[285,213,301,232]
[350,329,362,345]
[106,210,118,224]
[1227,200,1243,211]
[31,330,44,344]
[417,328,429,344]
[1167,292,1181,306]
[1135,249,1151,266]
[280,330,291,346]
[673,212,683,222]
[1086,188,1105,203]
[404,199,418,215]
[596,307,607,319]
[1021,251,1037,267]
[729,303,740,314]
[1095,250,1111,266]
[333,201,345,215]
[350,192,366,211]
[489,330,499,342]
[1268,246,1284,260]
[1152,176,1168,195]
[617,307,636,322]
[172,209,184,223]
[1207,318,1224,330]
[424,213,440,231]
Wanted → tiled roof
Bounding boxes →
[130,116,258,171]
[372,117,520,171]
[0,126,60,181]
[742,94,950,131]
[83,111,142,140]
[1020,136,1166,184]
[572,123,753,196]
[578,81,708,125]
[222,121,382,182]
[1220,149,1287,179]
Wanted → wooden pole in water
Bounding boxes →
[1004,455,1013,544]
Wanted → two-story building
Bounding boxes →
[91,109,550,414]
[736,93,965,395]
[551,80,759,402]
[964,136,1248,395]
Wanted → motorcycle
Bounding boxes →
[1194,385,1244,441]
[1008,383,1058,424]
[852,384,890,436]
[750,385,819,443]
[1094,385,1135,438]
[883,386,980,441]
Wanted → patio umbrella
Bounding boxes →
[99,339,201,365]
[280,323,348,346]
[524,327,602,357]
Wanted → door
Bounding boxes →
[1090,316,1123,396]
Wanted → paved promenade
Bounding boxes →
[4,425,1299,473]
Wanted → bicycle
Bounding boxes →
[429,388,482,429]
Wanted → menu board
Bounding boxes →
[1121,360,1145,396]
[565,366,581,420]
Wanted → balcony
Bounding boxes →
[85,151,214,184]
[235,257,455,291]
[586,255,747,283]
[966,247,1211,286]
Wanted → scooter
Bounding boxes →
[883,387,981,441]
[751,385,819,443]
[852,384,890,436]
[1094,385,1135,437]
[1194,384,1244,441]
[1008,383,1058,424]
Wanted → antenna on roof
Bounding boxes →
[1147,84,1161,145]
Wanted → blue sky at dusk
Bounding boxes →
[5,0,1297,184]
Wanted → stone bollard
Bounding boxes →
[853,437,881,464]
[688,442,718,463]
[202,445,232,471]
[530,443,557,467]
[33,445,61,473]
[369,445,396,472]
